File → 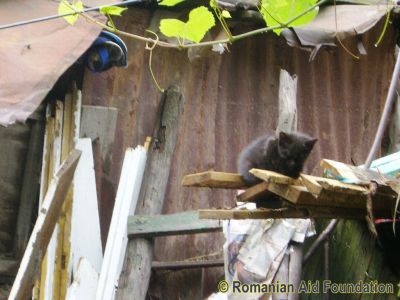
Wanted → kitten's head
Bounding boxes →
[277,131,317,168]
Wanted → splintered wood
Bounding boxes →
[181,160,399,220]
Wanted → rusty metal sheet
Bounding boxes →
[82,8,395,299]
[282,5,388,51]
[0,0,108,126]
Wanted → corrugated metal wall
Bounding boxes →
[81,7,397,299]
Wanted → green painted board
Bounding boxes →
[127,211,222,238]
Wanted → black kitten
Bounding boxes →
[238,131,317,186]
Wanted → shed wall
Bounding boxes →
[81,7,397,299]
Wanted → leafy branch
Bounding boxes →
[60,0,328,50]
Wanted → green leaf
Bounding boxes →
[100,6,128,16]
[159,6,215,43]
[209,0,218,9]
[221,10,231,18]
[159,19,186,38]
[185,6,215,43]
[58,0,84,25]
[260,0,318,35]
[159,0,186,6]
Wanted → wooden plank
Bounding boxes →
[236,181,270,203]
[117,85,184,300]
[70,139,103,275]
[151,259,224,270]
[300,174,369,209]
[182,171,246,189]
[66,258,98,300]
[80,105,118,164]
[41,100,64,300]
[321,159,393,185]
[58,89,74,300]
[275,69,298,299]
[57,84,81,300]
[299,174,323,195]
[301,174,368,195]
[198,207,365,220]
[96,146,147,300]
[276,69,297,134]
[250,169,302,185]
[9,150,81,300]
[267,183,318,205]
[54,90,73,300]
[14,117,45,258]
[127,211,222,238]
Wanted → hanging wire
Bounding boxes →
[0,0,143,30]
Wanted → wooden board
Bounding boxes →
[14,117,45,258]
[236,182,270,203]
[250,169,302,185]
[117,85,184,300]
[66,258,98,300]
[321,159,393,185]
[198,207,365,220]
[97,146,147,300]
[182,171,246,189]
[9,150,81,300]
[300,174,369,209]
[80,105,118,164]
[267,183,318,206]
[127,211,222,238]
[152,259,224,270]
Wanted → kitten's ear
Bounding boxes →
[279,132,291,146]
[304,138,318,151]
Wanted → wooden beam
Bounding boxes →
[127,211,222,238]
[14,117,45,258]
[276,69,297,134]
[267,183,318,206]
[97,146,147,300]
[300,174,368,209]
[321,159,393,185]
[182,171,246,189]
[198,207,365,220]
[301,174,368,195]
[152,259,224,270]
[117,86,184,300]
[9,150,81,300]
[80,105,118,167]
[236,181,270,203]
[250,169,302,185]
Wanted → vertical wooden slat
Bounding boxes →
[116,85,184,300]
[9,150,81,300]
[14,110,45,258]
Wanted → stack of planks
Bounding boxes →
[182,159,399,220]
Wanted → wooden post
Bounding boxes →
[8,150,81,300]
[14,116,45,258]
[275,69,303,299]
[276,69,297,135]
[116,85,184,300]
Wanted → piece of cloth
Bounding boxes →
[0,0,109,126]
